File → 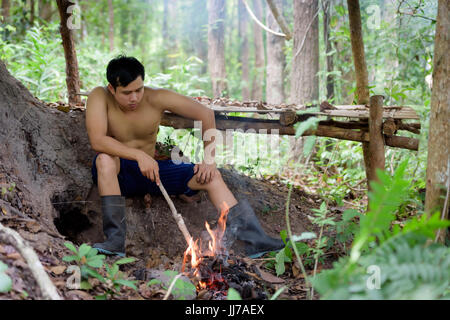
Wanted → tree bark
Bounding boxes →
[239,0,250,101]
[425,0,449,243]
[323,0,335,100]
[347,0,373,189]
[1,0,10,21]
[289,0,319,105]
[108,0,114,52]
[208,0,227,98]
[266,0,285,104]
[30,0,35,25]
[289,0,319,162]
[39,0,53,22]
[347,0,369,105]
[251,0,265,101]
[162,0,169,71]
[368,95,385,186]
[56,0,81,105]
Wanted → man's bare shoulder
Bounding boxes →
[144,86,173,109]
[88,86,108,100]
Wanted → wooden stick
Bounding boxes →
[0,222,62,300]
[242,0,287,38]
[160,112,419,150]
[368,95,386,188]
[266,0,292,40]
[158,183,192,245]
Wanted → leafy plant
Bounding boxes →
[95,257,137,300]
[147,270,196,300]
[270,230,316,276]
[227,287,242,300]
[62,242,105,289]
[0,261,12,293]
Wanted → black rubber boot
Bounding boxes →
[224,198,285,257]
[93,195,126,257]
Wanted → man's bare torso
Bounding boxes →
[101,86,162,158]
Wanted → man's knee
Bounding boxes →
[96,153,120,175]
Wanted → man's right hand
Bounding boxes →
[136,151,160,185]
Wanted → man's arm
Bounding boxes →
[154,89,217,183]
[85,87,160,184]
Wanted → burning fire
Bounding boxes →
[182,201,230,292]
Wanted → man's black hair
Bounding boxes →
[106,55,145,90]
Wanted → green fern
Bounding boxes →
[351,161,411,262]
[313,160,450,300]
[314,235,450,299]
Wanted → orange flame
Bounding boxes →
[182,201,230,277]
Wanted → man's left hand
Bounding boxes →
[193,161,217,184]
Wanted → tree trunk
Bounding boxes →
[239,0,250,101]
[288,0,319,162]
[425,0,449,243]
[208,0,227,98]
[1,0,10,21]
[56,0,81,105]
[323,0,335,100]
[162,0,169,72]
[251,0,265,101]
[347,0,376,194]
[266,0,285,104]
[347,0,369,105]
[108,0,114,52]
[39,0,53,22]
[30,0,35,25]
[289,0,319,105]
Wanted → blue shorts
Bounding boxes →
[91,154,199,198]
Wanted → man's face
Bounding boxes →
[108,76,144,111]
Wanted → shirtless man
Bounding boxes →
[86,55,284,257]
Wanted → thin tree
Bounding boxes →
[239,0,250,101]
[425,0,449,243]
[288,0,319,161]
[323,0,335,100]
[108,0,114,52]
[266,0,285,104]
[1,0,10,22]
[251,0,265,101]
[289,0,319,105]
[208,0,227,98]
[56,0,81,105]
[347,0,373,189]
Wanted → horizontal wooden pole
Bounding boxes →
[160,112,419,150]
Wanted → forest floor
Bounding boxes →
[0,164,361,300]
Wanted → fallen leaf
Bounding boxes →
[255,266,285,284]
[57,105,70,113]
[25,220,41,233]
[1,207,7,215]
[49,266,66,275]
[6,252,22,260]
